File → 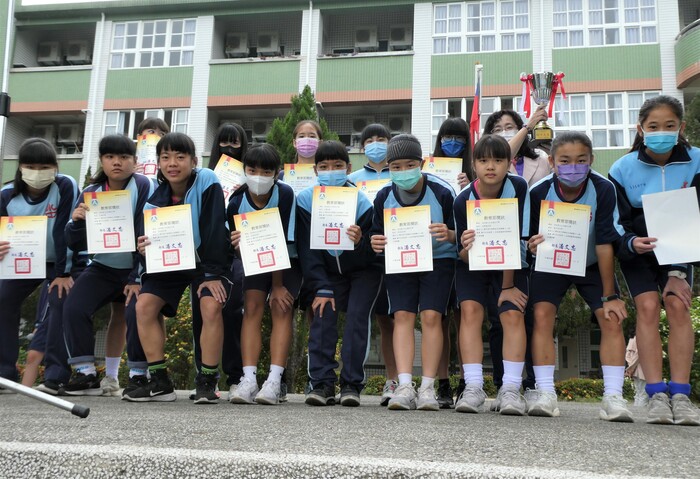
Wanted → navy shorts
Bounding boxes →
[619,255,693,298]
[530,263,615,312]
[455,264,529,314]
[374,278,390,316]
[140,271,230,317]
[242,259,303,299]
[385,258,455,315]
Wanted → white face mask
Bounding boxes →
[246,174,275,196]
[21,167,56,190]
[496,130,517,140]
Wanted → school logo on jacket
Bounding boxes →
[44,204,57,218]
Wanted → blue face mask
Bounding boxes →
[643,130,679,154]
[318,169,347,187]
[364,142,388,164]
[390,167,422,191]
[441,139,466,158]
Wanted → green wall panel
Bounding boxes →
[9,70,91,103]
[431,51,532,88]
[675,26,700,73]
[593,148,627,176]
[553,45,661,82]
[316,55,412,92]
[105,68,193,100]
[209,62,299,96]
[2,158,82,185]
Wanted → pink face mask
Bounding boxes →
[295,137,319,158]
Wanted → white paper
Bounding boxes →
[0,216,47,279]
[85,190,136,254]
[144,205,197,273]
[310,186,357,251]
[466,198,522,271]
[384,205,433,274]
[534,200,591,277]
[234,208,291,276]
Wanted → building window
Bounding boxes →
[103,109,190,137]
[171,109,189,133]
[431,100,449,146]
[110,19,196,69]
[554,94,587,128]
[433,3,462,53]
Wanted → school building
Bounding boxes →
[0,0,698,378]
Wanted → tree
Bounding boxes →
[266,85,339,164]
[685,93,700,147]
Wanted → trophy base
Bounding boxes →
[532,121,553,141]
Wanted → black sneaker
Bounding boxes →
[437,379,454,409]
[305,384,336,406]
[122,370,176,402]
[339,384,361,407]
[194,373,219,405]
[64,373,103,396]
[121,375,149,399]
[36,380,64,396]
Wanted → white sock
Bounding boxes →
[243,366,257,381]
[74,362,96,376]
[421,376,435,390]
[602,365,625,396]
[398,373,412,386]
[105,357,120,379]
[268,364,284,383]
[534,365,555,393]
[129,368,146,378]
[502,360,525,387]
[461,363,483,388]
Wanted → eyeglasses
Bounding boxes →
[490,127,517,134]
[441,135,467,144]
[219,141,241,148]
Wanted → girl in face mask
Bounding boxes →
[349,123,391,182]
[276,120,324,190]
[608,95,700,426]
[433,117,472,190]
[228,144,301,405]
[0,138,79,389]
[207,123,248,169]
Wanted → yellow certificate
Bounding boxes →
[535,200,591,277]
[283,163,316,194]
[144,205,196,273]
[0,216,47,279]
[467,198,521,270]
[357,179,390,203]
[136,133,161,179]
[234,208,291,276]
[384,205,433,274]
[422,156,462,194]
[85,190,135,254]
[213,154,246,205]
[310,186,358,251]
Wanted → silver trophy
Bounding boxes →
[530,72,555,141]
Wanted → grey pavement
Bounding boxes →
[0,391,698,478]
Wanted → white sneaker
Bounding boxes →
[416,384,439,411]
[496,384,527,416]
[228,383,238,403]
[100,376,120,397]
[455,385,486,413]
[380,379,397,407]
[229,377,259,404]
[647,392,674,425]
[671,394,700,426]
[524,388,539,407]
[600,394,634,422]
[387,383,417,411]
[255,380,281,405]
[528,390,560,417]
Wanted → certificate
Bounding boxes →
[310,186,357,251]
[534,200,590,277]
[642,187,700,265]
[144,205,196,273]
[234,208,291,276]
[467,198,521,270]
[422,156,462,194]
[136,133,161,179]
[0,216,47,279]
[213,154,246,205]
[384,205,433,274]
[282,163,316,194]
[357,179,390,203]
[85,190,136,254]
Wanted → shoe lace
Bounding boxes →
[651,393,671,408]
[673,395,696,412]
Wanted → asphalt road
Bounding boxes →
[0,391,697,478]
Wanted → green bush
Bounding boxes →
[556,377,634,401]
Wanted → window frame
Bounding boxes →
[110,18,196,70]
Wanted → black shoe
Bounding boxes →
[339,384,361,407]
[305,384,336,406]
[437,379,454,409]
[454,379,466,402]
[122,370,176,402]
[194,373,219,405]
[37,380,64,396]
[64,373,102,396]
[121,375,149,399]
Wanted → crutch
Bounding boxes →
[0,376,90,418]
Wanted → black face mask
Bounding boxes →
[220,146,242,160]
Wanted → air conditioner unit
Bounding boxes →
[225,32,249,58]
[351,117,374,135]
[388,115,411,135]
[65,40,91,65]
[389,24,413,51]
[256,31,280,56]
[37,41,61,66]
[31,124,56,143]
[56,124,82,145]
[354,26,378,52]
[251,119,272,142]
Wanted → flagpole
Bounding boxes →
[471,63,483,147]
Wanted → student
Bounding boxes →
[123,132,229,404]
[227,144,300,405]
[134,117,169,176]
[0,138,78,392]
[608,95,700,425]
[61,135,153,396]
[277,120,323,183]
[528,131,632,422]
[207,122,248,168]
[371,134,456,411]
[347,123,397,405]
[297,140,380,407]
[453,134,530,415]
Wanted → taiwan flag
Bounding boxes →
[470,73,481,149]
